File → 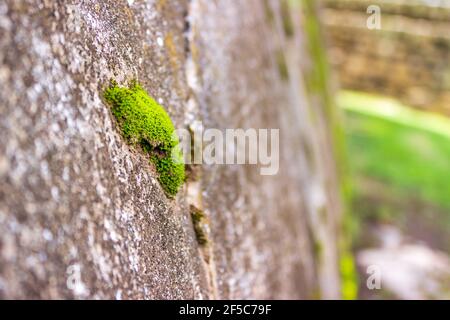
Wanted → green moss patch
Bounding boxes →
[104,81,185,197]
[190,205,208,246]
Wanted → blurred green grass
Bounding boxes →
[338,91,450,221]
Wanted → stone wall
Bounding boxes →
[323,0,450,115]
[0,0,343,299]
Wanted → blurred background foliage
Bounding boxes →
[340,91,450,247]
[320,0,450,299]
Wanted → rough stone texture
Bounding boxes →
[323,0,450,115]
[0,0,342,299]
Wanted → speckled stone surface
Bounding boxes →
[0,0,342,299]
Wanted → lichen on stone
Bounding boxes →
[281,0,294,38]
[104,80,185,197]
[276,50,289,81]
[190,205,208,246]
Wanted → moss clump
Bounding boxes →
[104,81,185,197]
[190,205,208,246]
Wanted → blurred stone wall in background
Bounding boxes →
[0,1,344,299]
[323,0,450,115]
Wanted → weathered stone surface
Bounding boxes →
[0,0,342,299]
